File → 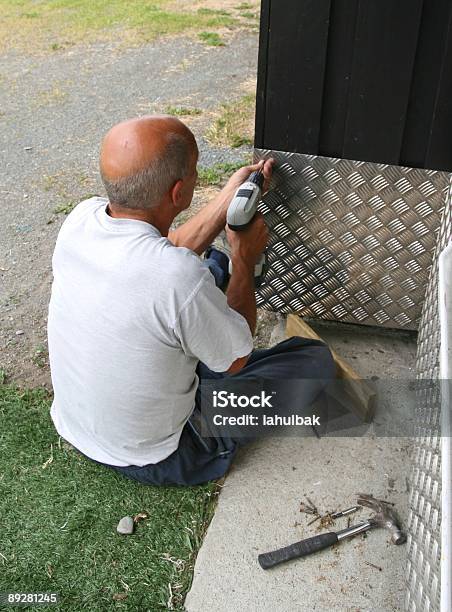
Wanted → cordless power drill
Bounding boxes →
[226,167,266,287]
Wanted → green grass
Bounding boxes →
[53,194,97,215]
[53,202,77,214]
[206,93,255,148]
[31,345,49,369]
[197,160,250,187]
[230,134,253,148]
[198,32,225,47]
[0,383,219,610]
[197,8,230,17]
[164,106,202,117]
[0,1,237,52]
[239,11,257,19]
[197,167,224,187]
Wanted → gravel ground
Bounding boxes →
[0,31,276,387]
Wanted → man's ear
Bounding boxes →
[170,179,184,208]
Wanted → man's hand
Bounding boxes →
[167,158,273,256]
[226,212,269,267]
[223,158,274,199]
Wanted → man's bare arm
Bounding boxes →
[224,255,255,374]
[168,159,274,255]
[226,254,257,335]
[167,187,233,255]
[224,214,269,374]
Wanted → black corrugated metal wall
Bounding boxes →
[255,0,452,172]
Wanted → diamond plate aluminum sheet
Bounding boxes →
[254,149,450,329]
[405,181,452,612]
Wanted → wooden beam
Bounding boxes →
[424,7,452,171]
[400,0,452,169]
[263,0,331,154]
[254,0,272,148]
[286,314,376,423]
[342,0,424,165]
[318,0,359,159]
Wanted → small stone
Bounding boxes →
[116,516,134,535]
[15,330,24,336]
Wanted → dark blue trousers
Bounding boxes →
[102,337,335,486]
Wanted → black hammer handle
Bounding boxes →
[258,532,339,569]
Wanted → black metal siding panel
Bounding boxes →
[256,0,452,172]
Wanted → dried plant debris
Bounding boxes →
[357,492,395,507]
[299,496,360,532]
[307,515,322,527]
[318,514,336,530]
[299,496,318,516]
[112,593,128,601]
[365,561,383,572]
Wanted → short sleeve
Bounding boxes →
[172,271,253,372]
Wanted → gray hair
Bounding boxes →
[101,132,194,210]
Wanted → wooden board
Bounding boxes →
[263,0,331,154]
[342,0,424,165]
[255,0,452,171]
[286,314,376,423]
[254,0,272,149]
[425,8,452,172]
[318,0,359,159]
[400,0,452,169]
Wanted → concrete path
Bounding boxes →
[185,318,417,612]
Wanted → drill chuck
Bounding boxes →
[249,169,265,188]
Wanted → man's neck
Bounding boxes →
[106,203,172,236]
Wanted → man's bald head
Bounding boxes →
[100,116,198,210]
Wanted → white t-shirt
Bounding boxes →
[47,197,253,467]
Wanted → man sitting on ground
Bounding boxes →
[47,115,335,486]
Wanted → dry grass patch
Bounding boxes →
[206,92,255,148]
[34,82,70,107]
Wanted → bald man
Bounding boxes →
[47,116,335,486]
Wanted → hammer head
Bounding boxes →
[357,493,407,545]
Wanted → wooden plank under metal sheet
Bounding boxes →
[263,0,331,154]
[425,9,452,172]
[400,0,452,169]
[286,314,376,423]
[318,0,359,159]
[343,0,423,165]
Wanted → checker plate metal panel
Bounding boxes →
[255,150,450,329]
[405,180,452,611]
